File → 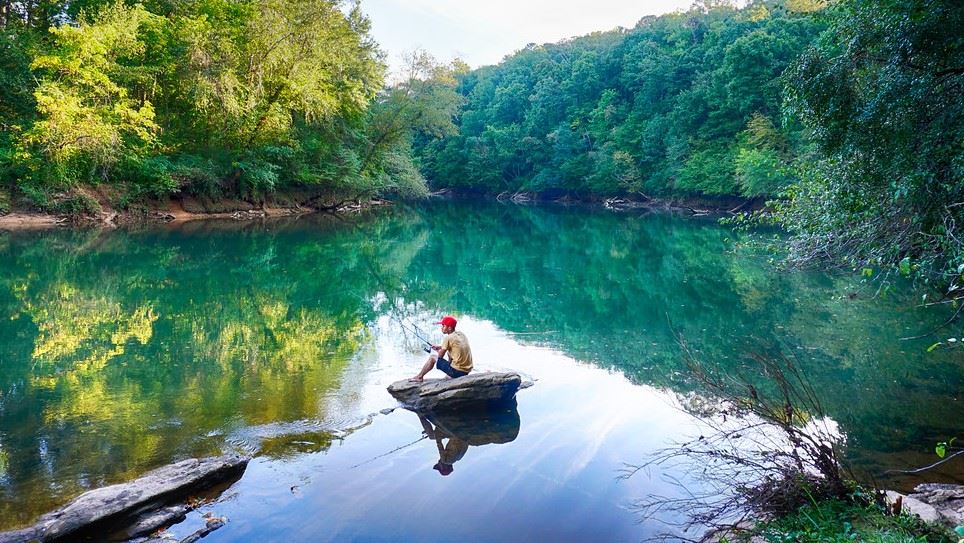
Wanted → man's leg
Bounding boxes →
[410,352,438,382]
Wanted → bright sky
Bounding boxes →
[362,0,694,77]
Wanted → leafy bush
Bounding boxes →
[117,156,180,201]
[735,147,792,197]
[779,0,964,286]
[52,193,101,216]
[757,498,954,543]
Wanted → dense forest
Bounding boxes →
[1,0,962,286]
[0,0,462,212]
[415,0,962,288]
[415,1,824,199]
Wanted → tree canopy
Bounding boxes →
[778,0,964,285]
[411,0,963,287]
[414,1,825,199]
[0,0,463,208]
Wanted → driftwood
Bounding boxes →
[387,372,527,411]
[0,455,249,543]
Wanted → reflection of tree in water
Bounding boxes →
[0,203,959,524]
[0,215,429,527]
[396,201,963,473]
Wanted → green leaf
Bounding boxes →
[936,442,947,458]
[861,268,874,278]
[898,257,911,276]
[927,342,942,353]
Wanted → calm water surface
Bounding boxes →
[0,201,960,541]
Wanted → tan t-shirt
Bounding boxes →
[441,331,473,373]
[440,437,469,465]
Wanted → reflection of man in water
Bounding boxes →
[418,415,468,476]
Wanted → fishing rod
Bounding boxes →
[398,320,434,353]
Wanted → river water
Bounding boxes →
[0,201,960,541]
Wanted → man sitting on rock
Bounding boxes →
[410,315,473,382]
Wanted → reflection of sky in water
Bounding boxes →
[163,318,708,542]
[1,205,960,538]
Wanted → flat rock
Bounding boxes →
[0,454,249,543]
[909,483,964,525]
[387,372,526,411]
[123,504,191,539]
[886,491,943,524]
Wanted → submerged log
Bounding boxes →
[387,372,526,411]
[0,455,249,543]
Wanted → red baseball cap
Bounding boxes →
[435,316,458,327]
[433,462,454,476]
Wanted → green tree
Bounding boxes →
[360,51,465,196]
[13,1,161,194]
[415,1,825,200]
[780,0,964,285]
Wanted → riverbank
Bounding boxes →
[0,189,390,230]
[433,188,762,215]
[739,486,964,543]
[0,187,759,231]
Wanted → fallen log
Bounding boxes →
[0,455,249,543]
[387,372,527,411]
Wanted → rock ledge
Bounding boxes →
[387,372,526,411]
[888,483,964,527]
[0,454,249,543]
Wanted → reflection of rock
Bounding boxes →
[414,405,522,477]
[0,455,248,543]
[388,372,526,411]
[426,406,521,447]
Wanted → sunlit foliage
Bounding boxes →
[14,2,160,194]
[0,0,462,207]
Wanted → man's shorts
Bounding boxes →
[436,357,468,378]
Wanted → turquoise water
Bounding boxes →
[0,201,960,541]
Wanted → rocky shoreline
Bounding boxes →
[0,455,249,543]
[0,188,760,232]
[888,483,964,527]
[432,188,761,215]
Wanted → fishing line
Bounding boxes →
[349,435,429,469]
